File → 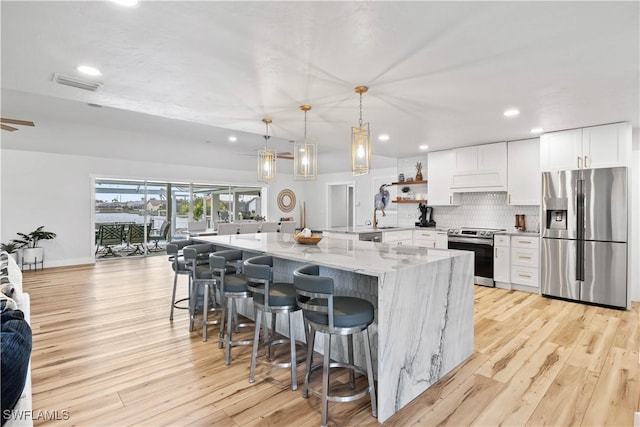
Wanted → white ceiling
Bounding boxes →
[1,1,638,170]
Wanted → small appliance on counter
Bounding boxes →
[415,203,436,227]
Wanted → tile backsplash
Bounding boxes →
[397,192,540,232]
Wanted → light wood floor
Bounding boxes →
[24,256,639,426]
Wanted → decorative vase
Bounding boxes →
[415,162,423,181]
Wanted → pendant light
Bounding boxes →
[294,105,317,181]
[258,118,277,183]
[351,85,371,175]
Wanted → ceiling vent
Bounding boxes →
[53,73,103,92]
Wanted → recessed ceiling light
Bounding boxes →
[111,0,138,6]
[530,128,544,134]
[503,108,520,117]
[378,134,390,141]
[419,144,429,151]
[77,65,101,76]
[228,136,237,143]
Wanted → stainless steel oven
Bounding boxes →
[447,228,504,287]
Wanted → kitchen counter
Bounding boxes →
[322,225,416,234]
[194,233,474,422]
[498,230,540,236]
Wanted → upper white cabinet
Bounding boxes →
[450,142,507,191]
[427,150,460,206]
[507,138,540,205]
[582,123,632,168]
[540,122,631,171]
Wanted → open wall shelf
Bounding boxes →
[391,180,427,186]
[392,199,428,204]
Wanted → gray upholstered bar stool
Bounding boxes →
[244,255,303,390]
[166,239,196,320]
[293,264,377,427]
[183,243,221,342]
[211,249,253,365]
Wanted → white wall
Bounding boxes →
[0,149,302,267]
[631,128,639,302]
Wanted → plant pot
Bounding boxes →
[8,253,18,264]
[22,247,44,264]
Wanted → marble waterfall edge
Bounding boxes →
[377,252,474,419]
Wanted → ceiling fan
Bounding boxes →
[1,118,35,132]
[234,151,294,160]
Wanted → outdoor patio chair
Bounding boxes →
[125,224,146,255]
[95,224,125,257]
[148,220,171,252]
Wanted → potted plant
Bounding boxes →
[0,242,20,263]
[12,225,57,267]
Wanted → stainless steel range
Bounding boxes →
[447,227,505,287]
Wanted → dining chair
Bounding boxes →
[217,223,239,235]
[279,222,298,234]
[239,222,260,234]
[259,222,279,233]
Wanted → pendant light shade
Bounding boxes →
[258,118,277,183]
[351,86,371,175]
[294,105,317,181]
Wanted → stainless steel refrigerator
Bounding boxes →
[541,167,628,309]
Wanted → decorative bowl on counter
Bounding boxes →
[293,232,323,245]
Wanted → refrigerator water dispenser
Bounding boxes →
[546,209,567,230]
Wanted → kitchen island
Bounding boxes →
[194,233,474,422]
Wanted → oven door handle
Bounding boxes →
[447,237,493,246]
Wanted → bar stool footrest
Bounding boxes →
[306,362,374,403]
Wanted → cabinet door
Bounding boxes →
[508,139,540,205]
[479,142,507,171]
[453,146,478,171]
[494,245,510,282]
[435,232,448,249]
[582,122,631,168]
[540,129,582,171]
[427,150,459,205]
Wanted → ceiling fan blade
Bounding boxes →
[1,118,35,127]
[1,124,18,132]
[277,153,294,160]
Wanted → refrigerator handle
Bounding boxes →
[576,179,584,281]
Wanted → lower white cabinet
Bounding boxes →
[493,235,510,284]
[494,234,539,292]
[413,229,447,248]
[382,230,413,244]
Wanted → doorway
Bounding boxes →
[327,183,355,228]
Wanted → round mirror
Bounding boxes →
[277,189,296,212]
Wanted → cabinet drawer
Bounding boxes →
[413,230,436,241]
[511,247,539,268]
[510,265,539,287]
[511,235,539,249]
[494,235,510,247]
[382,230,413,243]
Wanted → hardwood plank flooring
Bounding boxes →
[22,256,639,426]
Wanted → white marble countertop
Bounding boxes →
[497,230,540,236]
[322,226,416,234]
[194,233,463,277]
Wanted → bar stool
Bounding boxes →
[293,264,377,427]
[183,243,221,342]
[211,249,253,365]
[244,255,303,390]
[166,239,196,320]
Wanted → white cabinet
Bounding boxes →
[540,122,631,171]
[412,229,447,249]
[582,122,631,168]
[382,229,413,244]
[493,235,510,285]
[507,138,540,206]
[451,142,508,191]
[427,150,460,206]
[510,236,539,291]
[323,232,356,242]
[494,234,540,292]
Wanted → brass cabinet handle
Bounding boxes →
[577,156,582,168]
[584,155,588,168]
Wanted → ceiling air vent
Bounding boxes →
[53,73,103,92]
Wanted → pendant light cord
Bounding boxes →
[359,92,363,128]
